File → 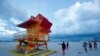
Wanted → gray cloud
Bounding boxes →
[0,0,28,34]
[0,0,27,20]
[54,0,100,35]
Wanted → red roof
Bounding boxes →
[36,14,52,33]
[36,14,52,27]
[35,14,48,20]
[17,14,52,33]
[40,28,51,33]
[17,16,37,28]
[40,18,52,30]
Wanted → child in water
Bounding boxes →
[89,42,92,50]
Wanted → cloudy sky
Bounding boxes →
[0,0,100,38]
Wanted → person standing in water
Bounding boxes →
[89,42,92,50]
[93,41,98,51]
[83,42,87,53]
[66,42,69,50]
[60,41,66,56]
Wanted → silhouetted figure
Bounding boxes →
[44,42,48,50]
[60,42,66,56]
[89,42,92,50]
[36,42,39,49]
[66,42,69,50]
[83,42,87,52]
[93,41,98,51]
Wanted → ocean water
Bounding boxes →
[0,36,96,42]
[0,34,100,56]
[0,42,16,56]
[0,42,100,56]
[51,36,96,42]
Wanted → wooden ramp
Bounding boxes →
[10,49,57,56]
[26,50,57,56]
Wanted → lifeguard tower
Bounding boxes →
[17,14,52,53]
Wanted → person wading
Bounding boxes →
[60,41,66,56]
[93,41,98,51]
[83,42,88,53]
[89,42,92,50]
[66,42,69,50]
